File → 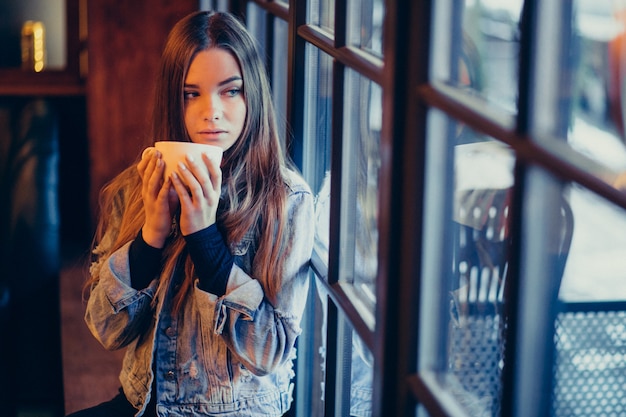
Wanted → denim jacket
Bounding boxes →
[85,169,314,417]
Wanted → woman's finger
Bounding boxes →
[203,153,222,199]
[138,147,156,175]
[170,167,192,203]
[147,158,165,194]
[182,155,211,198]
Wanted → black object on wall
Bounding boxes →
[0,97,65,417]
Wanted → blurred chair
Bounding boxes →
[448,187,574,416]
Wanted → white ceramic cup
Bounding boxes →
[154,141,223,179]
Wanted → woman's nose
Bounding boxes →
[203,95,222,121]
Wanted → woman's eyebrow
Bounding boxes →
[184,76,243,89]
[218,76,243,86]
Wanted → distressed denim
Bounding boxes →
[85,169,315,417]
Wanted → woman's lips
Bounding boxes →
[197,130,227,139]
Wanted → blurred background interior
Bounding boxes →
[0,1,200,416]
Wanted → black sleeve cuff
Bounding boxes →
[129,230,163,290]
[184,224,234,297]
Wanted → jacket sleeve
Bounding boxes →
[193,186,315,376]
[84,241,158,351]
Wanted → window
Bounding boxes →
[236,1,383,416]
[415,2,626,417]
[234,1,626,416]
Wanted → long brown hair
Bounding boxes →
[88,11,290,308]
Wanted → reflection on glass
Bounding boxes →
[559,183,626,302]
[315,287,374,417]
[315,171,377,416]
[447,132,515,417]
[304,44,332,194]
[458,0,523,111]
[336,311,374,417]
[246,6,289,141]
[308,0,335,34]
[314,161,376,417]
[568,0,626,190]
[552,183,626,415]
[303,44,333,417]
[272,18,288,137]
[445,131,591,417]
[246,3,267,61]
[339,69,381,321]
[199,0,230,12]
[311,63,378,417]
[347,0,384,57]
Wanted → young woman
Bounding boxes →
[68,10,314,417]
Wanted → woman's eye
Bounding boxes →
[224,88,241,97]
[184,90,198,99]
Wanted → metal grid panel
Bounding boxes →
[448,313,505,417]
[447,309,626,417]
[553,310,626,417]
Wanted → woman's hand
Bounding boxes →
[170,152,222,236]
[137,147,177,248]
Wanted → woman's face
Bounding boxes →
[183,47,247,152]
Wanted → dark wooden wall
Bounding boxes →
[86,0,198,223]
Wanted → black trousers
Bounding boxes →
[66,388,156,417]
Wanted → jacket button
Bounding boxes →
[165,327,176,337]
[165,370,175,380]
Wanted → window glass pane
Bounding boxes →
[246,3,267,63]
[559,183,626,302]
[420,112,606,416]
[447,134,515,417]
[302,44,333,417]
[246,7,288,143]
[347,0,384,57]
[347,327,374,417]
[303,44,332,267]
[552,180,626,416]
[308,0,335,34]
[199,0,229,11]
[304,44,332,199]
[433,1,523,112]
[419,109,518,416]
[301,275,327,417]
[272,18,288,137]
[316,297,374,417]
[568,1,626,191]
[339,69,382,327]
